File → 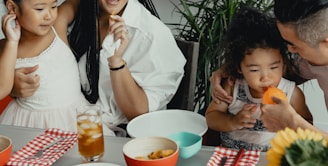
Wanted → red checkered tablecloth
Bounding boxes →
[7,128,78,166]
[207,147,260,166]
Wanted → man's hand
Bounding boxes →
[11,65,40,98]
[210,68,234,104]
[260,96,298,132]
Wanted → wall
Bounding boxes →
[1,0,327,131]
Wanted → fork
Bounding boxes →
[30,137,63,158]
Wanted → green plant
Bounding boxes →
[171,0,274,115]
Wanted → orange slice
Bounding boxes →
[262,87,288,104]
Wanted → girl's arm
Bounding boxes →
[205,80,257,132]
[289,86,313,124]
[0,14,20,100]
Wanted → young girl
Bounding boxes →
[0,0,93,133]
[0,12,19,100]
[205,7,313,151]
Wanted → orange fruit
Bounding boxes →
[262,87,288,104]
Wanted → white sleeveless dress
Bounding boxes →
[0,28,89,132]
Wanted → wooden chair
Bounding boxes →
[167,39,199,111]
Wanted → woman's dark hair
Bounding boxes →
[220,6,305,83]
[68,0,100,104]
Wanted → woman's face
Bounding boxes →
[99,0,128,15]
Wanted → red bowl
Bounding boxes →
[0,135,12,166]
[123,136,179,166]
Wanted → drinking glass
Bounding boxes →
[77,105,105,162]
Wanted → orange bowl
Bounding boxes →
[0,135,12,166]
[262,87,288,104]
[123,136,179,166]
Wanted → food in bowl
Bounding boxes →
[0,135,12,166]
[135,149,175,160]
[123,136,179,166]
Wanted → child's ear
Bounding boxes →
[6,0,17,14]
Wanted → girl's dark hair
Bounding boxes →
[68,0,100,104]
[220,6,305,83]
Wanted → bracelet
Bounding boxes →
[109,60,126,71]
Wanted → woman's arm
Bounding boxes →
[108,15,148,120]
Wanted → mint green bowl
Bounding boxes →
[168,131,202,159]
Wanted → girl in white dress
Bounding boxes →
[0,0,91,132]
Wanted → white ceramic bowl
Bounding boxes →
[127,109,208,138]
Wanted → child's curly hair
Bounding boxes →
[220,7,302,82]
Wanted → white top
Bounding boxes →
[221,78,295,151]
[0,28,90,133]
[297,57,328,110]
[78,0,186,126]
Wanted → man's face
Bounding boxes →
[277,22,328,65]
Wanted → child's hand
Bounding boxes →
[108,15,130,59]
[232,104,257,129]
[1,14,21,42]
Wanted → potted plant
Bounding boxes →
[171,0,274,115]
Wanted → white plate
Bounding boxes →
[127,109,208,138]
[73,163,120,166]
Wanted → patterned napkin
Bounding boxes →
[207,146,260,166]
[7,128,78,166]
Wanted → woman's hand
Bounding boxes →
[1,14,20,43]
[108,15,130,66]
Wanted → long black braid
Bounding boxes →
[68,0,100,104]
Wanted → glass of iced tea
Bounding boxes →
[77,105,105,162]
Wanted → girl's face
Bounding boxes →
[239,48,284,98]
[99,0,128,15]
[9,0,57,36]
